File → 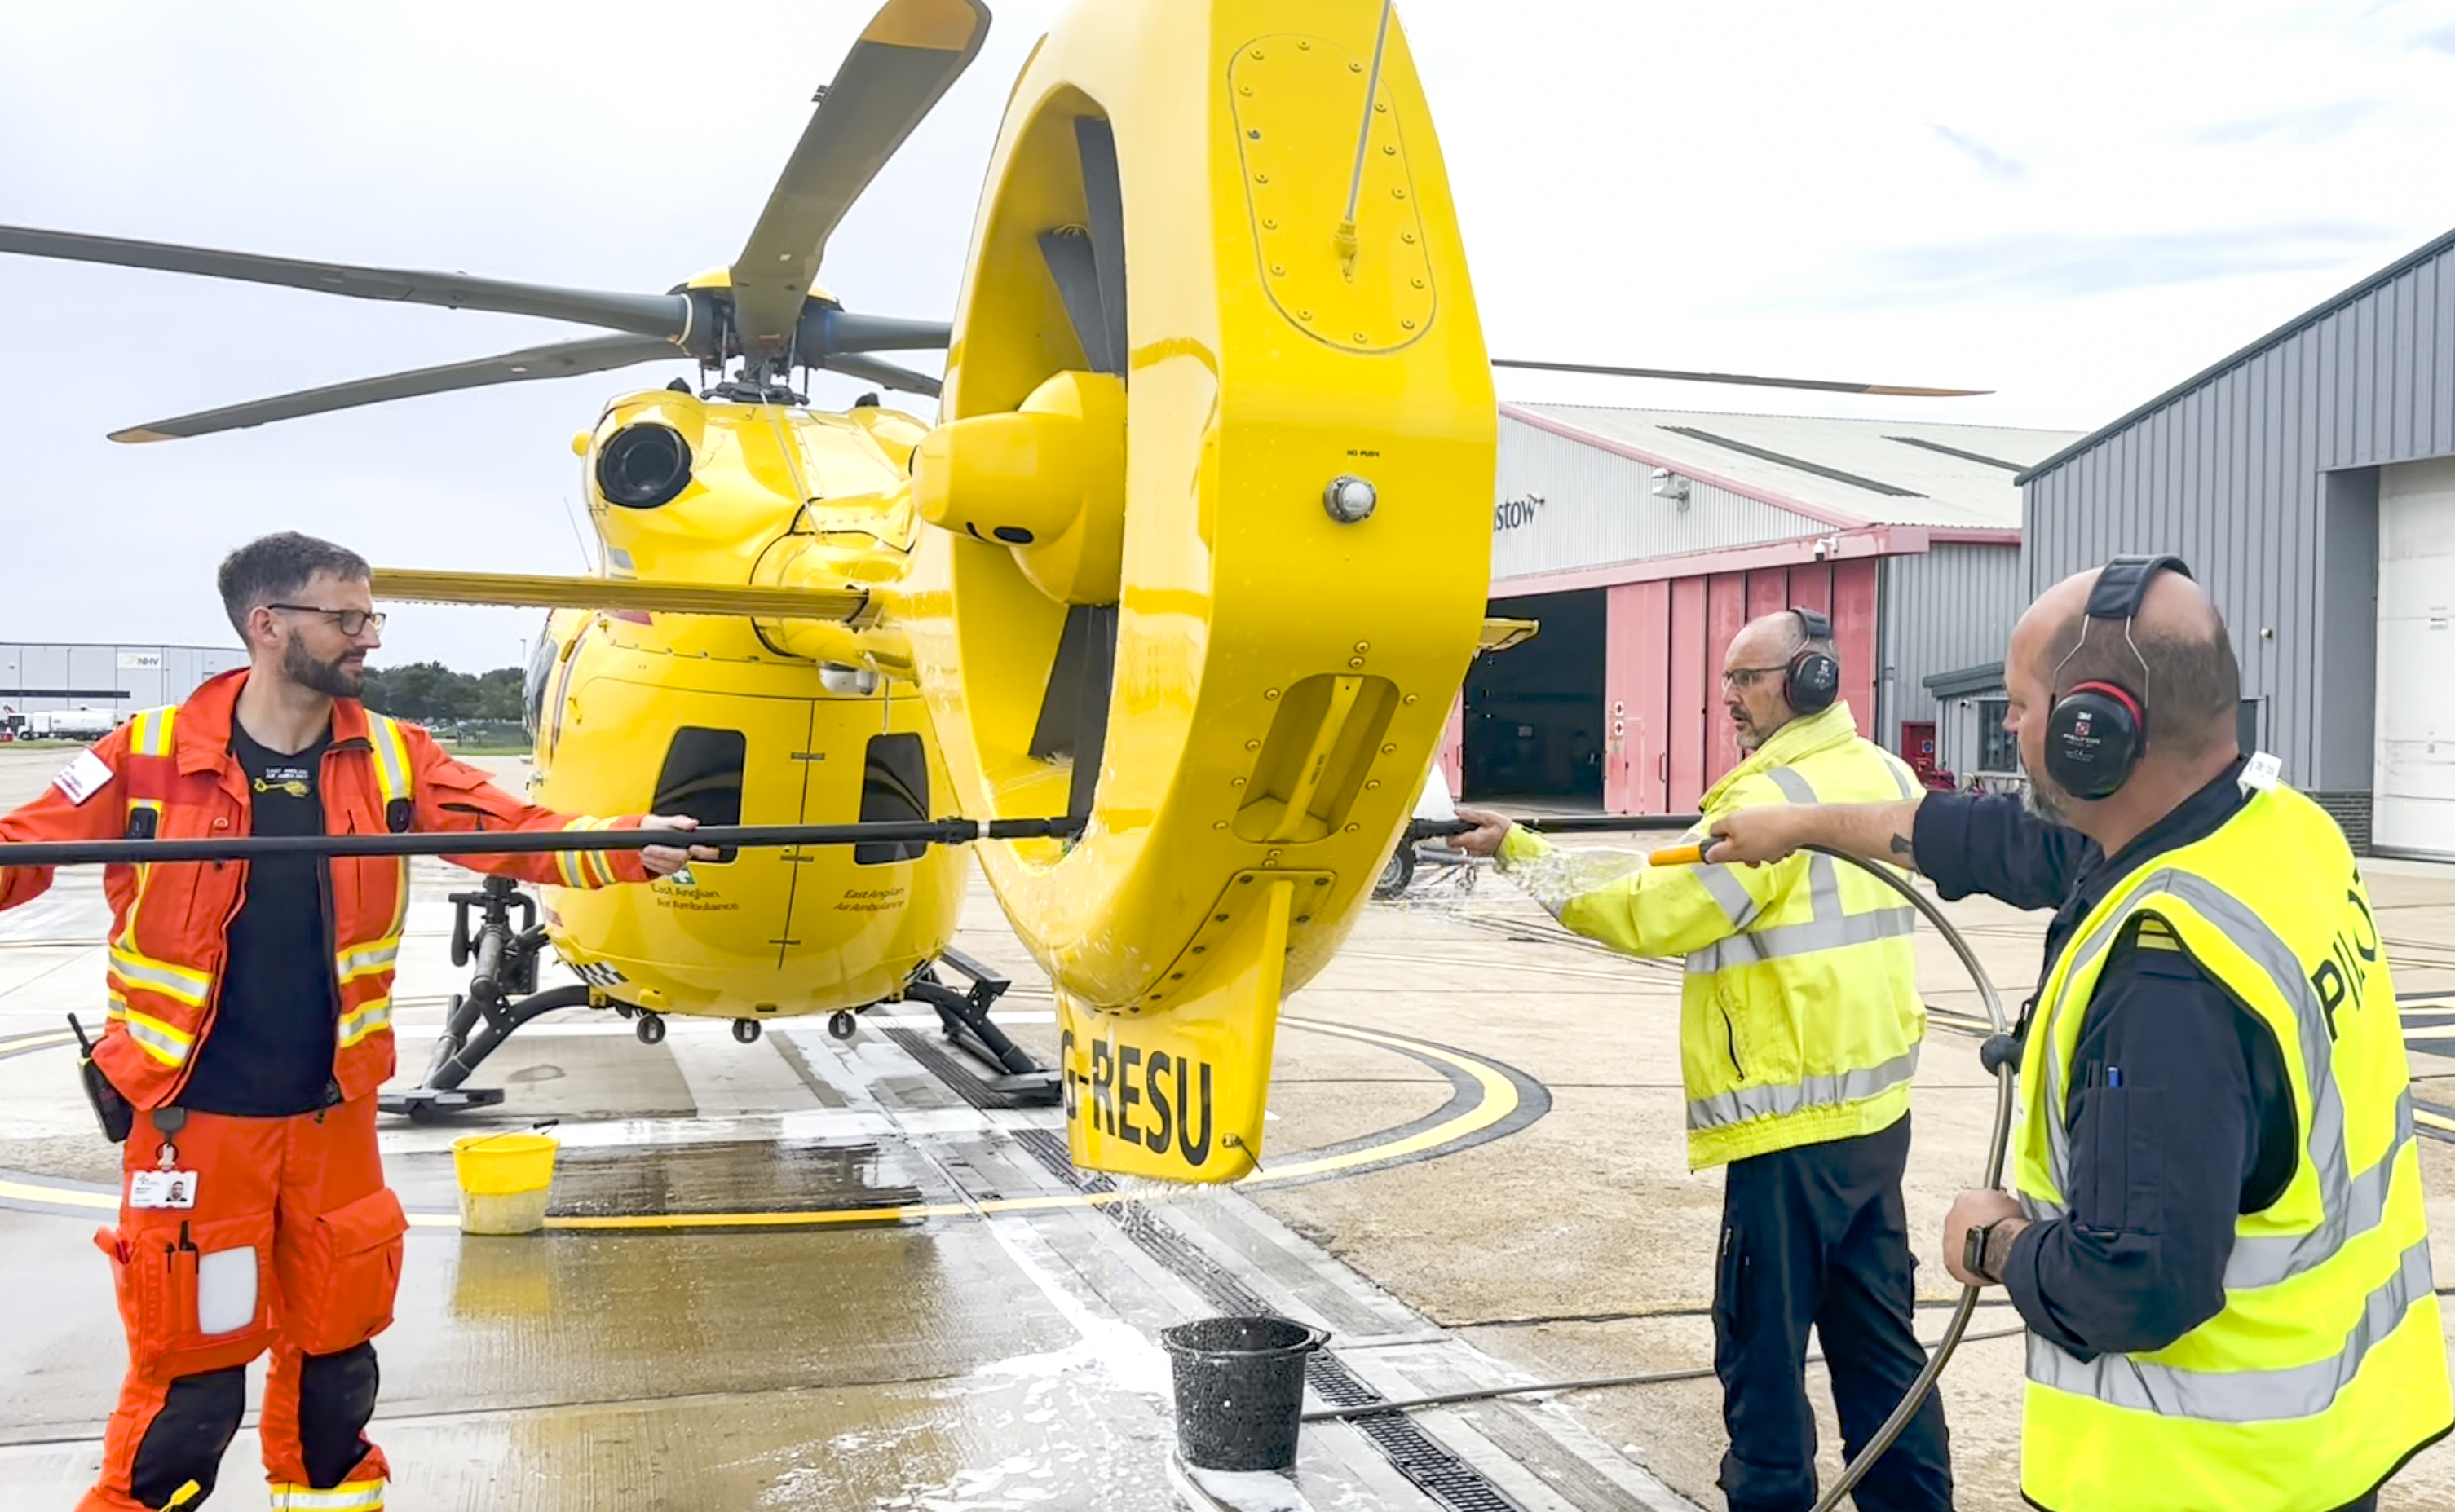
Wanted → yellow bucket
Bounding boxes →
[451,1132,559,1236]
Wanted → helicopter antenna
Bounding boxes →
[559,495,594,570]
[1333,0,1395,274]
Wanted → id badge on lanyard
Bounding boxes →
[129,1137,197,1210]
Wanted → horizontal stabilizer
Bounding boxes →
[1480,617,1539,654]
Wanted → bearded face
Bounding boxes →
[282,626,367,699]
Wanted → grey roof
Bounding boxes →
[2014,223,2455,486]
[1511,403,2086,531]
[1922,663,2006,699]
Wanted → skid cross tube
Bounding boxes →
[0,816,1087,868]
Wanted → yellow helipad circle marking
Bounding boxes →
[0,1013,1526,1230]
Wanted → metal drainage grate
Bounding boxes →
[1010,1129,1528,1512]
[882,1026,1005,1111]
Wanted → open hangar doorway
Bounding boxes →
[1460,588,1605,807]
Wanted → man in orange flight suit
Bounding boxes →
[0,532,715,1511]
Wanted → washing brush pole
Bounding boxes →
[0,816,1089,868]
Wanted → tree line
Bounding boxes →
[358,663,527,725]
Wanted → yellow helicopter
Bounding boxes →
[0,0,1979,1179]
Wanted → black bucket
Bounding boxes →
[1161,1315,1329,1473]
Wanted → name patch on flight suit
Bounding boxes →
[51,750,113,805]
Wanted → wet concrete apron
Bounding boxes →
[9,747,2455,1511]
[0,812,1686,1512]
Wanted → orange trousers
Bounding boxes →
[82,1097,407,1512]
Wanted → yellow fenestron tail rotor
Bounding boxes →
[900,0,1497,1184]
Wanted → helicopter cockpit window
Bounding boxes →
[521,625,556,739]
[653,727,747,863]
[854,734,929,866]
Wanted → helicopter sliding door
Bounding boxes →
[528,643,949,1020]
[783,691,965,1006]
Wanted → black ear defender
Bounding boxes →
[2042,553,2193,800]
[1784,606,1840,715]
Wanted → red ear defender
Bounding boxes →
[2044,680,2149,799]
[2044,555,2191,800]
[2064,681,2144,748]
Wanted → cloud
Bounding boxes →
[1929,125,2029,183]
[2190,99,2385,144]
[1806,223,2404,306]
[2420,24,2455,54]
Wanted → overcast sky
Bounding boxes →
[4,0,2451,672]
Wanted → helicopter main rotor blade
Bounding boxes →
[809,309,955,353]
[1490,358,1990,398]
[0,224,692,342]
[109,333,684,443]
[731,0,991,369]
[819,350,943,398]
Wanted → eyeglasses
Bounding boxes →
[1720,665,1787,690]
[269,604,387,637]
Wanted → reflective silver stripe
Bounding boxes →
[2029,1234,2436,1422]
[2225,1091,2415,1291]
[1696,864,1760,928]
[1884,756,1916,800]
[1685,905,1916,972]
[2039,866,2358,1290]
[366,715,412,807]
[108,948,210,1004]
[1687,1046,1919,1131]
[337,996,393,1048]
[1807,852,1842,919]
[270,1480,386,1512]
[337,938,400,981]
[117,1008,194,1067]
[128,706,177,758]
[1766,767,1817,804]
[1683,827,1911,970]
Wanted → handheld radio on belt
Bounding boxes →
[67,1012,135,1144]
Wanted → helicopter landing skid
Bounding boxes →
[892,946,1062,1108]
[379,875,585,1122]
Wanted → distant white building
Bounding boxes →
[0,642,246,732]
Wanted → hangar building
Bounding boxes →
[2011,226,2455,858]
[1437,404,2084,814]
[0,642,245,729]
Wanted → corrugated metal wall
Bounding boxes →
[1494,416,1832,581]
[2023,235,2455,792]
[1936,694,1986,782]
[1600,559,1880,814]
[1876,543,2023,752]
[0,643,244,716]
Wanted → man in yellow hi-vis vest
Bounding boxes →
[1707,556,2453,1512]
[1455,608,1953,1512]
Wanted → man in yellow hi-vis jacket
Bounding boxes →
[1456,607,1950,1512]
[1707,558,2452,1512]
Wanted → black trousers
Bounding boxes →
[1714,1114,1954,1512]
